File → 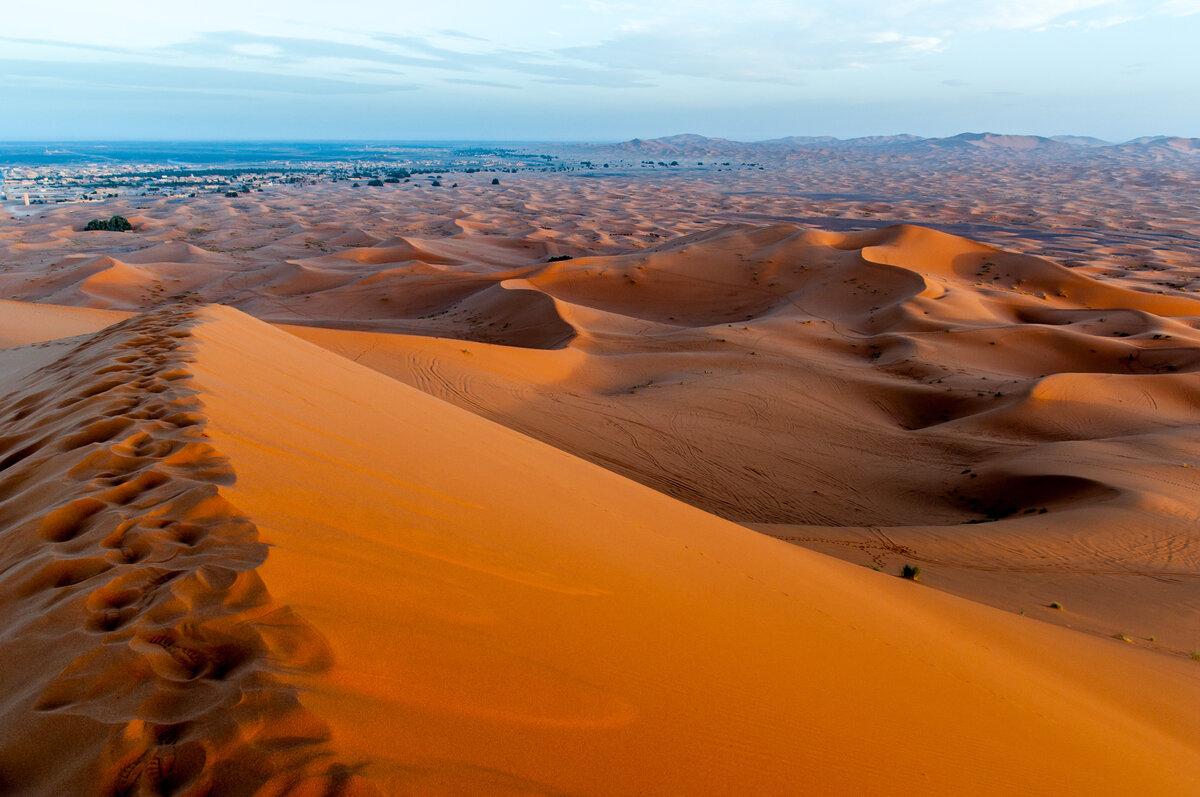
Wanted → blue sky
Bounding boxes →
[1,1,1197,141]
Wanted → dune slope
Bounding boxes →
[188,304,1199,795]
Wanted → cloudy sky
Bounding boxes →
[2,1,1196,141]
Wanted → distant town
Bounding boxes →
[0,143,571,206]
[0,140,770,209]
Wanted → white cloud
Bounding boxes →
[868,31,944,54]
[0,0,1192,96]
[231,43,283,58]
[1160,0,1200,14]
[1085,14,1138,28]
[965,0,1118,31]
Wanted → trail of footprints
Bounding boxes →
[0,305,370,796]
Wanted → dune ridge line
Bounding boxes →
[0,303,371,796]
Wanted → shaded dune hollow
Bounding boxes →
[250,261,577,349]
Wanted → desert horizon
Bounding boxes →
[0,130,1190,142]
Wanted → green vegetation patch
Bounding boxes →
[83,215,133,232]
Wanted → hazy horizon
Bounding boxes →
[0,131,1190,146]
[3,1,1198,142]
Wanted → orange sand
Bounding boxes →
[2,175,1199,794]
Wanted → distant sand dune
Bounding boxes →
[278,221,1200,658]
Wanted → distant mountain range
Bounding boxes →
[591,132,1200,160]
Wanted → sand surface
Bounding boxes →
[2,165,1199,794]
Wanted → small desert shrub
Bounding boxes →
[1113,633,1133,643]
[224,191,239,198]
[1049,601,1064,610]
[491,178,500,184]
[84,215,132,232]
[1190,650,1200,662]
[366,179,383,187]
[900,563,921,581]
[547,255,573,262]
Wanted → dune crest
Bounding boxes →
[0,305,372,796]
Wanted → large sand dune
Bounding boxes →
[2,175,1200,793]
[0,303,1198,795]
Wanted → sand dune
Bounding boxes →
[3,172,1200,794]
[2,303,1197,793]
[283,222,1200,658]
[0,300,127,348]
[0,307,351,795]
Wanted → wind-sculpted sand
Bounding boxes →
[0,306,371,795]
[2,166,1200,794]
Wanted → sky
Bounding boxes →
[1,0,1197,141]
